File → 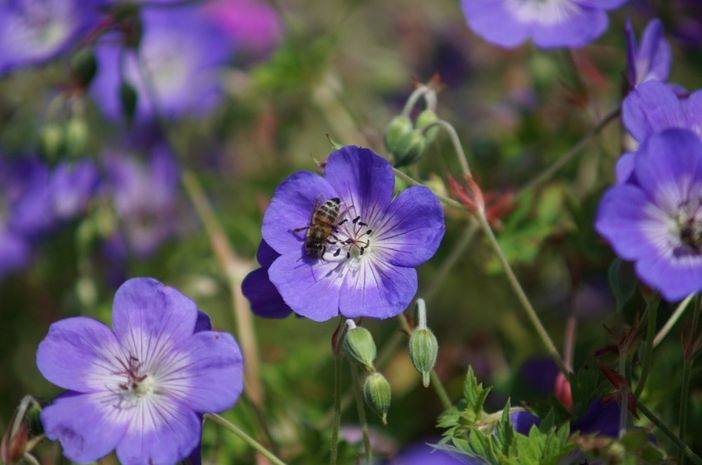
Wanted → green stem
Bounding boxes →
[204,414,287,465]
[350,364,373,464]
[476,213,566,373]
[401,85,433,118]
[392,168,465,210]
[654,294,695,348]
[618,349,628,438]
[515,108,620,198]
[330,347,343,465]
[636,402,702,465]
[429,119,472,176]
[634,296,660,398]
[678,358,692,465]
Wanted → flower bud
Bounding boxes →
[120,81,138,126]
[384,115,413,155]
[393,130,426,167]
[70,48,98,89]
[40,123,65,161]
[409,327,438,387]
[363,371,391,424]
[65,117,89,156]
[415,109,439,144]
[343,322,376,371]
[1,397,42,465]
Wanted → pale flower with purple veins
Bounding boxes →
[461,0,628,49]
[596,129,702,301]
[0,0,101,74]
[37,277,244,465]
[247,146,445,322]
[625,18,672,89]
[91,6,232,121]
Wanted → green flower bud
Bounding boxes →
[71,48,98,88]
[415,109,439,144]
[65,118,89,156]
[393,130,426,167]
[40,123,65,161]
[119,81,138,126]
[384,115,413,154]
[363,371,391,425]
[343,322,376,371]
[409,328,438,387]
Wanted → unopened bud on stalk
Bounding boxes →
[65,117,89,156]
[393,130,426,167]
[384,115,413,155]
[416,109,439,144]
[40,123,64,161]
[70,48,98,89]
[343,320,377,371]
[363,371,391,425]
[119,81,138,126]
[1,396,42,465]
[408,299,438,387]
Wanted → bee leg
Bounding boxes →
[290,226,310,233]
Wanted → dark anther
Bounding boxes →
[334,249,341,257]
[346,251,351,258]
[352,216,360,224]
[366,229,372,235]
[337,219,347,226]
[358,221,368,227]
[360,247,366,255]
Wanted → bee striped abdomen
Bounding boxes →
[304,197,341,258]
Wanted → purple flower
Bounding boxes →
[249,146,444,322]
[625,19,671,89]
[0,226,31,280]
[203,0,282,57]
[461,0,627,49]
[596,129,702,301]
[50,159,100,221]
[37,277,244,465]
[0,0,101,74]
[91,6,232,121]
[391,442,483,465]
[241,241,293,318]
[105,147,180,257]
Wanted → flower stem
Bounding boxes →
[515,108,620,199]
[401,85,434,118]
[330,345,343,465]
[653,293,695,348]
[350,364,373,464]
[618,348,628,438]
[205,414,287,465]
[476,213,567,373]
[678,357,692,465]
[634,296,660,398]
[636,402,702,465]
[431,119,472,176]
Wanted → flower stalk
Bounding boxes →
[634,295,660,398]
[205,414,288,465]
[350,364,373,464]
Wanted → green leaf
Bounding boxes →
[608,258,637,312]
[495,401,515,455]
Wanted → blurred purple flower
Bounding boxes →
[618,81,702,182]
[461,0,627,49]
[91,6,232,121]
[390,442,483,465]
[596,129,702,301]
[105,147,180,257]
[0,226,31,280]
[2,157,54,238]
[50,159,100,221]
[37,277,244,465]
[253,146,444,322]
[625,19,671,89]
[242,240,292,318]
[0,0,101,74]
[204,0,282,57]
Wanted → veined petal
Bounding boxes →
[262,171,337,256]
[531,7,608,49]
[636,251,702,301]
[116,397,200,465]
[36,317,121,393]
[623,81,687,142]
[41,391,130,464]
[112,277,198,349]
[324,146,395,215]
[615,152,636,184]
[242,267,293,318]
[338,261,417,319]
[577,0,628,8]
[375,186,445,267]
[180,331,244,413]
[256,240,280,268]
[268,254,341,321]
[461,0,530,48]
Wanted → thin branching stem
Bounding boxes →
[350,364,373,464]
[654,294,695,348]
[205,414,287,465]
[330,346,343,465]
[634,296,660,398]
[636,403,702,465]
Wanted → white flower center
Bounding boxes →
[504,0,579,25]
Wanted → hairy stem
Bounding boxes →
[636,402,702,465]
[205,414,287,465]
[350,364,373,464]
[654,294,695,348]
[634,296,660,398]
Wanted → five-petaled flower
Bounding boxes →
[243,146,445,322]
[460,0,627,49]
[596,129,702,301]
[37,277,244,465]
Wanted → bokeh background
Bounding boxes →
[1,0,702,463]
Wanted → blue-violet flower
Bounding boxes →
[625,18,671,90]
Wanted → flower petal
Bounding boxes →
[268,254,341,321]
[637,19,671,84]
[375,186,445,267]
[615,152,636,184]
[636,252,702,301]
[338,261,417,319]
[460,0,530,48]
[324,146,395,216]
[194,311,213,333]
[623,81,687,142]
[36,317,121,392]
[242,267,293,318]
[256,240,280,268]
[684,89,702,138]
[179,331,244,412]
[531,7,608,49]
[595,184,668,261]
[116,398,200,465]
[112,277,198,348]
[262,171,337,256]
[41,391,129,463]
[634,129,702,212]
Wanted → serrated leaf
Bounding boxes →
[495,401,515,455]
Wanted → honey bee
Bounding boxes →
[291,197,343,258]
